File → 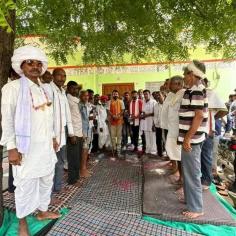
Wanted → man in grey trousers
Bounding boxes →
[178,60,208,219]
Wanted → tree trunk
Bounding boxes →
[0,8,16,226]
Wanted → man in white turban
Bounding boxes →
[0,45,60,236]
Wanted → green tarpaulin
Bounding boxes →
[143,184,236,236]
[0,208,68,236]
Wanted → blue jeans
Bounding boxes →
[53,145,66,192]
[201,136,214,186]
[182,144,203,212]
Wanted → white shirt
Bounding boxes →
[207,89,227,133]
[140,99,157,131]
[96,104,108,128]
[167,89,185,138]
[49,82,74,148]
[67,94,83,137]
[0,79,57,179]
[154,102,162,128]
[160,92,175,130]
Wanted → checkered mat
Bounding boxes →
[3,160,98,213]
[69,158,142,215]
[143,159,236,226]
[47,201,200,236]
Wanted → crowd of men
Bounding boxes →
[1,45,235,236]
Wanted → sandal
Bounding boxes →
[218,190,228,196]
[228,191,236,207]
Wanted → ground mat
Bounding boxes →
[143,159,236,226]
[3,159,98,213]
[47,201,200,236]
[69,158,142,215]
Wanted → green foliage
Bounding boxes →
[15,0,236,64]
[0,0,15,32]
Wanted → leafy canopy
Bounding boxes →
[0,0,15,32]
[2,0,236,64]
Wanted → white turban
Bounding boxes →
[187,62,206,79]
[11,45,48,76]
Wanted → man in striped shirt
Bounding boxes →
[178,60,208,219]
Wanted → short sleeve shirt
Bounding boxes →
[178,84,208,144]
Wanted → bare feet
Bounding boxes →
[182,211,204,219]
[175,187,186,203]
[50,197,62,205]
[73,181,82,188]
[19,218,30,236]
[80,169,91,178]
[36,211,61,221]
[168,175,181,185]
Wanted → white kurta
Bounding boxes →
[140,99,157,132]
[0,79,57,218]
[154,102,162,128]
[165,89,185,161]
[96,104,111,148]
[48,82,74,149]
[140,99,157,154]
[160,92,175,130]
[206,89,227,133]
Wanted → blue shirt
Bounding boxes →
[79,102,90,137]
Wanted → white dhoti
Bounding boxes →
[14,171,54,218]
[98,125,111,149]
[0,48,57,219]
[165,136,181,161]
[144,131,157,155]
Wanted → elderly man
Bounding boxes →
[50,68,75,192]
[165,76,185,182]
[201,78,228,190]
[178,60,208,219]
[96,95,111,149]
[79,90,93,177]
[0,46,60,236]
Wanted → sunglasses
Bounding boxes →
[22,60,43,67]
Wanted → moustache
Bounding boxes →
[30,69,40,73]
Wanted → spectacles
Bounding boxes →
[22,60,43,67]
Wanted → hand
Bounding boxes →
[70,136,77,145]
[8,149,22,166]
[183,137,192,152]
[89,116,94,120]
[112,115,118,120]
[53,138,59,152]
[100,128,103,132]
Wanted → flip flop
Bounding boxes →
[228,191,236,207]
[216,185,226,191]
[218,190,228,196]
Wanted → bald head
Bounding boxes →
[53,68,66,88]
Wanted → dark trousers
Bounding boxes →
[8,164,15,193]
[53,145,66,192]
[131,125,139,149]
[141,132,146,151]
[163,129,168,151]
[201,136,214,186]
[156,128,163,157]
[91,133,99,152]
[67,137,83,185]
[122,122,132,146]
